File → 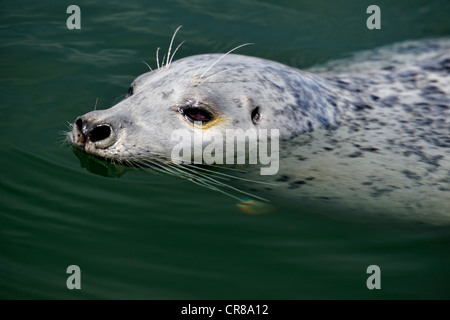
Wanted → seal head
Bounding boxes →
[68,54,352,162]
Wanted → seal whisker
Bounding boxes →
[183,163,275,186]
[134,157,177,175]
[133,160,160,174]
[107,144,270,201]
[59,130,70,136]
[200,67,243,84]
[160,53,166,69]
[113,94,127,104]
[165,164,228,191]
[130,146,172,162]
[65,121,74,130]
[161,162,227,186]
[58,132,70,146]
[144,161,173,175]
[93,97,98,111]
[166,25,182,69]
[142,61,153,72]
[135,159,190,178]
[199,43,253,78]
[129,158,163,175]
[177,164,269,202]
[185,164,246,182]
[188,177,243,201]
[206,164,247,173]
[192,59,213,79]
[168,40,185,68]
[156,47,161,70]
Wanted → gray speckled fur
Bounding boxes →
[69,38,450,224]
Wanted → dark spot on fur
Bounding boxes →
[371,187,394,197]
[336,80,349,90]
[273,109,284,116]
[288,180,306,189]
[414,102,430,108]
[326,97,337,107]
[161,89,174,99]
[380,96,399,107]
[348,151,363,158]
[415,118,434,125]
[354,103,373,111]
[359,146,379,153]
[423,85,444,95]
[276,175,290,182]
[423,58,450,72]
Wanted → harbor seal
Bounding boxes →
[67,31,450,224]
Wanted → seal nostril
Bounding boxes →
[75,118,83,132]
[88,125,112,143]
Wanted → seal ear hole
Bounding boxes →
[126,86,134,98]
[251,106,261,125]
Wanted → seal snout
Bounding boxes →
[71,116,117,150]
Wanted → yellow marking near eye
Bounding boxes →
[197,116,224,130]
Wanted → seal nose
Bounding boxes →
[87,125,112,143]
[74,116,116,149]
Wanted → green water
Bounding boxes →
[1,0,449,299]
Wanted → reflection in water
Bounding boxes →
[72,148,129,178]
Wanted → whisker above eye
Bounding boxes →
[199,43,254,79]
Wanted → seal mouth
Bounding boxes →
[67,128,85,150]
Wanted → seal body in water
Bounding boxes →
[67,37,450,224]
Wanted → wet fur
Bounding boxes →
[67,32,450,224]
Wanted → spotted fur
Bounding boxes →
[68,38,450,224]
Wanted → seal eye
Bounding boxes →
[179,107,213,124]
[126,86,134,98]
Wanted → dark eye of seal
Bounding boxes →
[178,105,213,124]
[126,86,134,98]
